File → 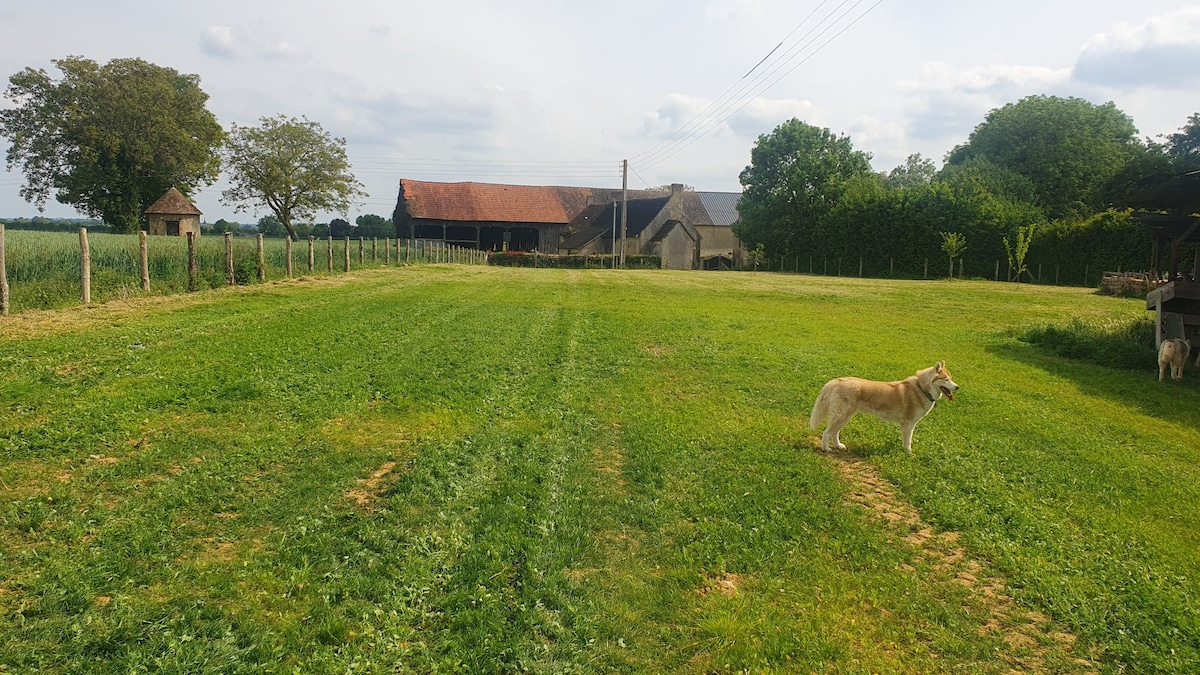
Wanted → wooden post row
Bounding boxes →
[226,232,235,285]
[186,231,198,292]
[257,234,266,282]
[0,223,9,316]
[80,227,92,304]
[139,231,150,292]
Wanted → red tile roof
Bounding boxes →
[401,180,594,224]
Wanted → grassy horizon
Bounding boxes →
[1,266,1197,673]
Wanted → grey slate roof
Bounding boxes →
[697,191,741,227]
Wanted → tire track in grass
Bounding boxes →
[820,444,1098,674]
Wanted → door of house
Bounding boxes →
[166,220,181,236]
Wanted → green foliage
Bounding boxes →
[1164,112,1200,158]
[355,214,393,239]
[221,115,366,239]
[1027,209,1166,285]
[939,231,967,279]
[1003,223,1036,282]
[0,57,224,232]
[884,153,936,189]
[734,118,873,260]
[256,214,286,237]
[946,95,1140,220]
[1014,314,1156,369]
[485,252,660,269]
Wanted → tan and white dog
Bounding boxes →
[810,362,959,454]
[1158,338,1192,381]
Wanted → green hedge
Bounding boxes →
[486,252,661,269]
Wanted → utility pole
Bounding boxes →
[620,159,628,268]
[611,201,617,269]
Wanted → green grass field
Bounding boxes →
[1,266,1197,673]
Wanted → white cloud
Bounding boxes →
[200,24,311,62]
[1074,8,1200,88]
[704,0,763,21]
[200,26,241,59]
[893,62,1070,143]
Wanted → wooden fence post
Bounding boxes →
[80,227,92,304]
[372,237,378,264]
[358,236,364,264]
[139,231,150,291]
[226,232,235,285]
[958,258,964,279]
[0,223,8,316]
[994,260,999,282]
[924,258,928,279]
[326,236,333,272]
[308,236,315,273]
[1084,264,1089,287]
[186,231,198,292]
[344,236,351,272]
[858,257,863,277]
[385,238,390,264]
[257,234,266,282]
[286,236,293,278]
[890,257,894,277]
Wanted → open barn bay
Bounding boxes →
[1,266,1198,673]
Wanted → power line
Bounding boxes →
[633,0,885,173]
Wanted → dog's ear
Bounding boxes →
[935,361,944,373]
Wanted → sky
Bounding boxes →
[1,0,1199,224]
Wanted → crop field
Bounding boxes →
[0,230,451,312]
[1,266,1198,673]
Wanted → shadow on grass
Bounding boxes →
[987,339,1200,430]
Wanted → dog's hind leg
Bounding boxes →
[823,405,853,452]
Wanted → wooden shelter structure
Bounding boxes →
[1129,168,1200,346]
[145,187,202,237]
[1141,212,1200,346]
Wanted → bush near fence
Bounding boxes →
[486,251,661,269]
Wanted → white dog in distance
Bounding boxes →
[1158,338,1192,382]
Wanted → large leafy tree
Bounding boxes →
[0,56,224,232]
[1164,112,1200,159]
[734,118,873,259]
[946,95,1140,220]
[221,115,366,239]
[885,153,937,189]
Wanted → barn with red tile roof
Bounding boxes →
[392,179,743,269]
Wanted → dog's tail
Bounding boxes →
[810,383,830,430]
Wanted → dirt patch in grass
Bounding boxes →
[818,441,1097,673]
[696,572,742,598]
[345,461,399,508]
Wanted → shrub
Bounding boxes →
[1014,315,1156,369]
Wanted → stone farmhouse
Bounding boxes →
[392,179,744,270]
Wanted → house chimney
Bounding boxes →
[671,183,683,198]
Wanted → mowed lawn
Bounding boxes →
[1,266,1198,673]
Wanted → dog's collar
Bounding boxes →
[918,383,937,403]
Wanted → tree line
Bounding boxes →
[734,96,1200,282]
[0,56,365,239]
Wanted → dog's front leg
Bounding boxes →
[901,422,917,454]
